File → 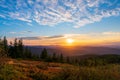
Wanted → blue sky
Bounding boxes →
[0,0,120,46]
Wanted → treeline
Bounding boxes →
[64,54,120,66]
[0,36,64,63]
[0,37,32,59]
[39,48,64,63]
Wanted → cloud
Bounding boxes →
[9,12,32,22]
[9,32,16,34]
[102,31,120,35]
[21,37,40,40]
[9,31,33,34]
[21,35,64,40]
[27,23,33,26]
[0,14,6,18]
[44,35,64,39]
[0,0,120,27]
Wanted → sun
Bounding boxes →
[66,38,74,44]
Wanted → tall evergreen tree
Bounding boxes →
[52,52,57,61]
[18,39,24,58]
[0,38,5,57]
[66,56,70,63]
[24,47,32,58]
[3,36,8,55]
[8,41,14,58]
[40,48,48,60]
[60,53,64,63]
[13,38,18,58]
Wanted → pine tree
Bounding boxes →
[8,41,14,58]
[18,39,24,58]
[52,52,57,62]
[3,36,8,55]
[13,38,18,58]
[66,56,70,63]
[24,47,32,58]
[40,48,48,60]
[0,37,7,65]
[0,38,5,58]
[60,53,64,63]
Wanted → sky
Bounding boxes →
[0,0,120,46]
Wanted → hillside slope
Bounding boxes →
[1,58,120,80]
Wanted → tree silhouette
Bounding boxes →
[13,38,18,58]
[0,38,5,58]
[8,41,14,58]
[18,39,24,58]
[66,56,70,63]
[60,53,64,63]
[40,48,48,60]
[3,36,8,55]
[24,47,32,58]
[52,52,57,61]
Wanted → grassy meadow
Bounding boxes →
[1,58,120,80]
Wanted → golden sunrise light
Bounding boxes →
[66,38,74,44]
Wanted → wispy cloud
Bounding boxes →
[0,0,120,27]
[9,31,33,34]
[21,37,40,40]
[0,14,6,18]
[102,31,120,35]
[9,12,32,23]
[9,31,16,34]
[21,35,64,40]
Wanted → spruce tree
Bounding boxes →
[0,38,5,57]
[66,56,70,63]
[13,38,18,58]
[24,47,32,58]
[60,53,63,63]
[18,39,24,58]
[40,48,48,60]
[52,52,57,62]
[8,41,14,58]
[3,36,8,55]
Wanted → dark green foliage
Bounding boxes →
[40,48,48,60]
[60,53,64,63]
[46,55,52,62]
[13,38,18,58]
[8,38,32,59]
[66,56,70,63]
[76,54,120,66]
[24,47,32,58]
[8,42,14,58]
[0,38,4,56]
[3,36,8,55]
[52,53,57,61]
[0,37,7,59]
[18,39,24,58]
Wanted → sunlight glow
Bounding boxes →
[66,38,74,44]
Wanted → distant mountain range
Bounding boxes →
[27,45,120,56]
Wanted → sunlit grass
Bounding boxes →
[0,59,120,80]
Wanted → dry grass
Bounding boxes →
[0,59,120,80]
